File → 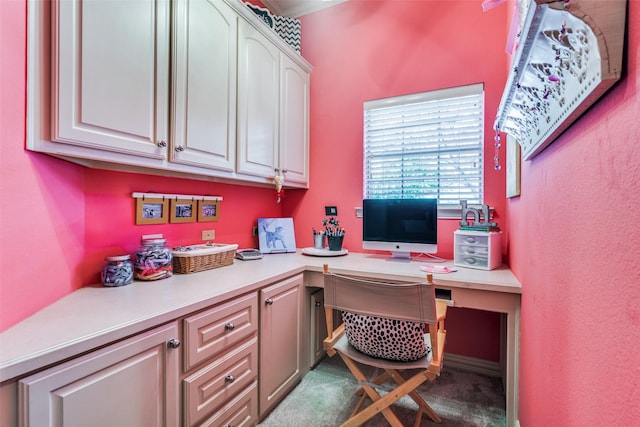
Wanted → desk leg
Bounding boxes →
[505,304,520,427]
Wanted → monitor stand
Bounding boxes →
[388,251,412,261]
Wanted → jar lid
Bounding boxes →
[105,255,130,262]
[141,238,166,245]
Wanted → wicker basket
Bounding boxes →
[172,243,238,274]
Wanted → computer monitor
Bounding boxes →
[362,198,438,259]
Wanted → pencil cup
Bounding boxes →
[327,235,344,251]
[313,234,325,249]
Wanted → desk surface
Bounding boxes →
[0,251,520,382]
[301,252,521,294]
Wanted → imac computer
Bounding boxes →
[362,198,438,259]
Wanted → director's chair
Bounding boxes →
[323,264,447,426]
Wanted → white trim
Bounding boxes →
[365,82,484,110]
[443,352,502,378]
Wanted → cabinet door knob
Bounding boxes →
[167,338,181,349]
[225,322,235,331]
[225,374,235,384]
[175,145,185,152]
[157,140,167,147]
[265,298,274,305]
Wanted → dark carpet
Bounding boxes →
[258,355,506,426]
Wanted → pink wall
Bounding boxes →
[2,0,509,363]
[293,0,509,362]
[83,169,282,285]
[1,0,84,331]
[293,1,508,257]
[0,0,282,331]
[508,1,640,424]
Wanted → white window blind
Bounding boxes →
[363,83,484,205]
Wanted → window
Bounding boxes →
[363,83,484,206]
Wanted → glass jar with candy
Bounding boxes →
[101,255,134,286]
[134,238,173,281]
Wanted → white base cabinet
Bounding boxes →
[13,276,306,426]
[19,323,180,427]
[259,274,303,417]
[181,293,259,426]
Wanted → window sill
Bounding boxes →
[354,205,494,220]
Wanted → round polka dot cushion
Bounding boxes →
[342,311,429,362]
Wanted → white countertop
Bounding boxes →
[0,251,520,382]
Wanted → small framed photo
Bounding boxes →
[198,200,220,222]
[506,134,521,198]
[170,199,197,223]
[135,197,169,225]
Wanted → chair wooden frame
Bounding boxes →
[323,264,447,426]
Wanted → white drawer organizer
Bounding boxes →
[454,230,502,271]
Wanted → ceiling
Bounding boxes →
[261,0,348,18]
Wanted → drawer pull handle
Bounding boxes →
[464,237,476,244]
[157,140,167,147]
[225,374,235,384]
[265,298,274,305]
[175,145,185,152]
[167,338,181,349]
[225,323,235,331]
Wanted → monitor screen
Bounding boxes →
[362,198,438,259]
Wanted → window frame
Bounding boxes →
[363,83,485,216]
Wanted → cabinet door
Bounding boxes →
[279,54,310,187]
[52,0,169,158]
[237,19,280,179]
[19,323,180,427]
[171,0,237,171]
[259,274,302,416]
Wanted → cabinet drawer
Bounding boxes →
[456,234,488,245]
[199,381,258,427]
[456,244,489,256]
[456,255,489,268]
[183,336,258,426]
[183,293,257,371]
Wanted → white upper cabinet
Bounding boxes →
[279,54,310,186]
[237,19,311,187]
[237,19,281,179]
[28,0,311,187]
[171,0,237,172]
[51,0,170,158]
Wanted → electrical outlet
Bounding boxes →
[202,230,215,241]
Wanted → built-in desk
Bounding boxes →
[299,252,521,427]
[0,251,521,426]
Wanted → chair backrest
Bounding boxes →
[323,271,438,325]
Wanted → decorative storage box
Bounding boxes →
[172,243,238,274]
[454,230,502,271]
